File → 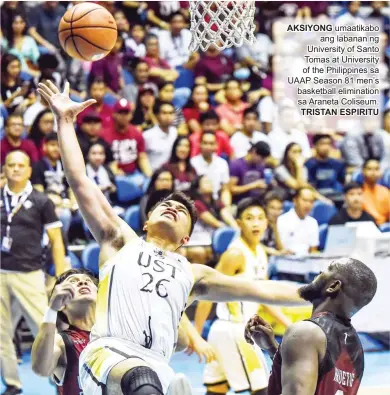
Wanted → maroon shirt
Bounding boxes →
[163,162,197,192]
[268,312,364,395]
[194,54,234,84]
[57,326,90,395]
[76,103,114,129]
[1,137,39,165]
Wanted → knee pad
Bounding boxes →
[121,366,163,395]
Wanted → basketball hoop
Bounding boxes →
[189,0,256,52]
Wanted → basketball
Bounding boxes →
[58,3,117,62]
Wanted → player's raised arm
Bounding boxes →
[190,263,304,306]
[37,81,137,245]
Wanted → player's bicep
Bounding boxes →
[281,322,325,395]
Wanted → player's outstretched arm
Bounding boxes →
[190,263,304,306]
[37,81,137,245]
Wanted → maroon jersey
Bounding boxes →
[268,312,364,395]
[57,326,90,395]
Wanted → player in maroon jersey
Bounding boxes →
[31,269,98,395]
[244,257,377,395]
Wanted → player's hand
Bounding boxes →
[185,336,216,364]
[37,80,96,121]
[244,315,278,351]
[49,283,76,311]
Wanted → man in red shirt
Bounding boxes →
[102,99,152,192]
[0,114,38,165]
[77,79,114,129]
[190,110,233,159]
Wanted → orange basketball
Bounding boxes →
[58,3,117,61]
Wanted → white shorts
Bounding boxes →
[203,319,269,393]
[79,337,175,395]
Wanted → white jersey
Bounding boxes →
[217,238,268,323]
[91,237,194,361]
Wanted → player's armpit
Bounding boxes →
[281,321,326,395]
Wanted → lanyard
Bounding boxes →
[3,183,33,238]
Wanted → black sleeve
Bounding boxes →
[328,213,342,226]
[40,195,61,228]
[31,162,46,188]
[103,141,114,163]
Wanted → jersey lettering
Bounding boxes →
[333,368,355,387]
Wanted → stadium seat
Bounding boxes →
[379,223,390,233]
[212,227,239,255]
[124,205,142,233]
[311,201,337,226]
[283,201,294,213]
[351,171,364,184]
[103,93,117,106]
[82,243,100,276]
[47,251,83,277]
[116,176,143,203]
[319,224,329,251]
[381,169,390,189]
[122,69,134,85]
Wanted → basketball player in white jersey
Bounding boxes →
[195,198,292,395]
[37,81,302,395]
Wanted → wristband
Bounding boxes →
[43,307,58,324]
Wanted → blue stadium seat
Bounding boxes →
[283,201,294,213]
[103,93,117,107]
[381,169,390,189]
[212,227,239,255]
[311,201,337,226]
[124,205,141,233]
[319,224,329,251]
[116,176,143,203]
[351,171,364,184]
[122,69,134,85]
[82,243,100,276]
[379,222,390,233]
[47,251,82,277]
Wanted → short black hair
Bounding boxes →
[38,53,59,70]
[250,141,271,158]
[243,106,258,119]
[363,158,380,169]
[294,186,315,199]
[264,190,284,206]
[343,182,363,194]
[199,110,219,124]
[50,269,98,324]
[154,101,174,115]
[236,197,264,219]
[43,132,58,143]
[151,191,198,235]
[169,11,185,22]
[90,77,106,87]
[313,133,332,145]
[333,257,377,310]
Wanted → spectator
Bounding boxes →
[340,127,385,173]
[66,58,87,102]
[190,131,232,206]
[190,175,238,263]
[382,109,390,169]
[121,59,150,104]
[277,187,319,255]
[1,150,67,395]
[89,36,125,94]
[144,101,178,171]
[183,85,211,134]
[77,79,113,129]
[0,1,27,39]
[146,1,185,30]
[1,114,38,166]
[132,83,158,131]
[102,99,152,187]
[86,143,117,204]
[163,136,197,192]
[305,134,346,199]
[229,141,271,202]
[230,107,269,158]
[140,168,175,226]
[329,182,376,226]
[76,112,113,165]
[189,110,233,158]
[194,43,234,93]
[362,158,390,225]
[368,1,390,37]
[2,12,40,75]
[31,133,74,235]
[143,34,179,83]
[215,79,250,136]
[29,108,55,156]
[261,191,288,256]
[336,1,365,26]
[35,53,62,90]
[1,53,36,115]
[158,12,195,69]
[27,1,66,54]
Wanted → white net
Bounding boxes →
[189,0,256,52]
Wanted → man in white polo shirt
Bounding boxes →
[190,132,232,206]
[277,187,319,255]
[144,101,177,171]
